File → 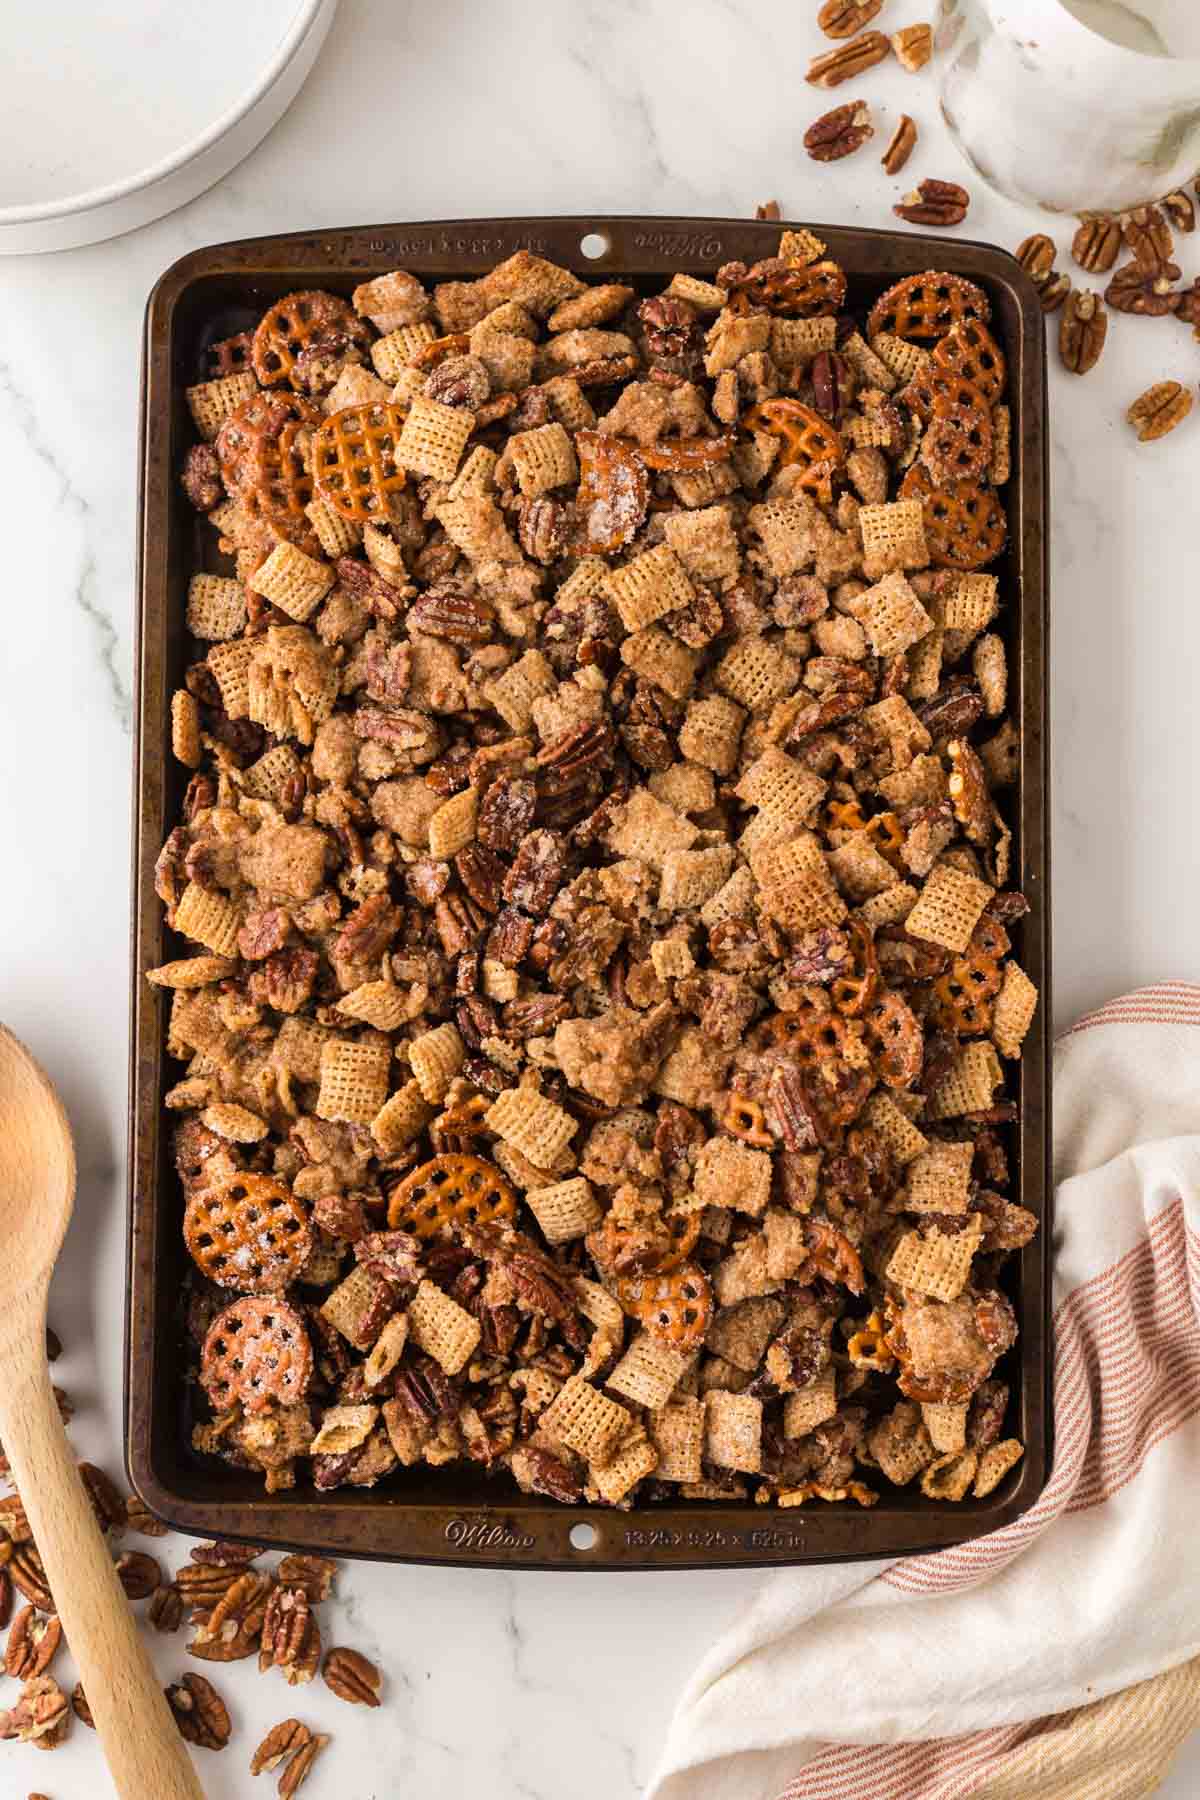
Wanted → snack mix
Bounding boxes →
[151,232,1037,1513]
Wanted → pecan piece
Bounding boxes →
[806,28,891,85]
[165,1671,231,1750]
[424,353,490,409]
[335,894,401,964]
[638,294,700,361]
[1163,189,1195,235]
[517,1446,584,1503]
[364,635,413,707]
[189,1538,267,1567]
[1058,290,1107,375]
[891,23,932,70]
[115,1550,162,1600]
[9,1544,52,1612]
[477,776,536,853]
[238,905,292,960]
[0,1673,69,1746]
[181,443,223,511]
[406,855,451,906]
[518,495,569,563]
[322,1644,383,1706]
[1126,381,1193,442]
[72,1681,96,1727]
[817,0,881,34]
[1105,260,1181,316]
[811,349,850,417]
[4,1606,61,1679]
[894,179,970,227]
[502,828,564,911]
[434,890,487,956]
[79,1462,126,1535]
[804,99,873,162]
[251,1718,313,1775]
[1071,216,1121,274]
[881,113,917,175]
[250,945,319,1013]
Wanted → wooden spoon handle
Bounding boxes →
[0,1345,204,1800]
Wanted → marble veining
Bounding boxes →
[2,1,1198,1794]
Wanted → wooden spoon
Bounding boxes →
[0,1025,204,1799]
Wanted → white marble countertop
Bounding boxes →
[2,2,1198,1794]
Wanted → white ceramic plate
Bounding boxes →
[0,0,337,255]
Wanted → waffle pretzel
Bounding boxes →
[252,289,370,388]
[900,464,1008,570]
[867,272,991,344]
[616,1261,712,1351]
[574,429,649,554]
[830,920,879,1017]
[313,402,410,524]
[742,399,845,496]
[863,987,924,1087]
[200,1296,312,1416]
[184,1174,312,1292]
[215,391,322,550]
[920,387,994,485]
[727,259,847,318]
[636,431,735,472]
[386,1154,517,1238]
[931,319,1007,405]
[721,1091,775,1148]
[758,1006,850,1065]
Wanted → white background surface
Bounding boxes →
[1,2,1198,1794]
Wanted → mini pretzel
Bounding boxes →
[184,1173,312,1291]
[863,987,924,1087]
[727,259,847,318]
[721,1091,776,1148]
[201,1297,313,1416]
[900,465,1008,570]
[846,1307,894,1370]
[313,402,409,524]
[574,429,649,554]
[865,810,905,865]
[932,319,1007,405]
[429,1093,492,1155]
[658,1208,702,1272]
[408,332,471,369]
[216,391,322,549]
[386,1154,517,1238]
[930,916,1010,1034]
[742,399,845,495]
[636,431,735,472]
[822,796,867,837]
[867,272,991,344]
[830,920,879,1017]
[804,1219,865,1295]
[617,1262,712,1351]
[252,290,370,388]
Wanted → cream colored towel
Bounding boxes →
[650,987,1200,1800]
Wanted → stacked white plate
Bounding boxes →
[0,0,337,254]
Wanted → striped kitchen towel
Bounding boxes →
[649,986,1200,1800]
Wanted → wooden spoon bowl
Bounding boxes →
[0,1025,203,1799]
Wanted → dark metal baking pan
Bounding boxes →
[128,217,1050,1569]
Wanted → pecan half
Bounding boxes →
[148,1585,184,1633]
[811,349,850,417]
[1014,234,1055,281]
[71,1681,95,1727]
[279,1733,330,1796]
[1105,260,1181,316]
[1121,203,1174,271]
[817,0,882,35]
[79,1462,126,1535]
[275,1554,338,1602]
[258,1585,314,1674]
[894,179,970,227]
[881,114,917,176]
[806,28,891,86]
[251,1718,313,1775]
[1038,271,1071,314]
[1058,290,1107,375]
[9,1544,52,1612]
[3,1606,61,1679]
[407,583,495,644]
[189,1538,266,1567]
[165,1672,231,1750]
[322,1644,383,1706]
[115,1551,161,1600]
[804,99,873,162]
[518,495,569,563]
[181,443,223,511]
[1126,381,1193,442]
[1071,216,1121,273]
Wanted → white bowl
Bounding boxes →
[0,0,338,256]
